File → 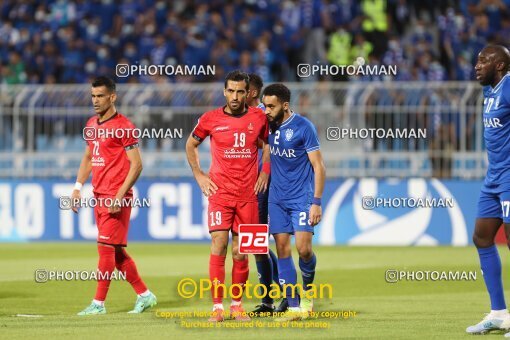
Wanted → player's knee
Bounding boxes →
[472,233,493,248]
[231,242,247,260]
[211,237,228,256]
[231,245,239,258]
[211,245,228,256]
[297,245,313,261]
[472,233,484,247]
[232,251,247,262]
[276,243,291,258]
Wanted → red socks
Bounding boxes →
[115,247,148,295]
[209,255,250,304]
[209,254,226,304]
[231,258,249,302]
[94,245,148,302]
[94,245,116,301]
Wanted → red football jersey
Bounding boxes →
[192,106,269,202]
[85,112,138,196]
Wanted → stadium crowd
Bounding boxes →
[1,0,509,84]
[0,0,505,179]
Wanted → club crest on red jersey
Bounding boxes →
[248,122,254,133]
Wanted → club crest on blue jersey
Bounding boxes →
[285,128,293,141]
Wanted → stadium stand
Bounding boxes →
[0,0,505,178]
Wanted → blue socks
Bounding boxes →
[268,249,280,288]
[278,256,299,307]
[478,245,506,310]
[256,255,274,305]
[256,249,283,305]
[299,253,316,290]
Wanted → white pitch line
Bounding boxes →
[14,314,43,318]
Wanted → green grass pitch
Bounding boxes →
[0,243,505,339]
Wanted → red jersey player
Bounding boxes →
[186,70,270,322]
[72,76,156,315]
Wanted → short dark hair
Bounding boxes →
[485,44,510,70]
[224,70,249,89]
[248,73,263,91]
[262,83,291,103]
[92,76,116,93]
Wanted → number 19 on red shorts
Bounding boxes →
[238,224,269,254]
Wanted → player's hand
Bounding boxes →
[254,171,269,194]
[108,195,123,214]
[71,190,81,214]
[196,171,218,197]
[309,204,322,226]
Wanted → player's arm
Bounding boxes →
[71,145,92,213]
[257,139,264,149]
[254,140,270,194]
[110,147,143,214]
[307,150,326,226]
[185,135,217,197]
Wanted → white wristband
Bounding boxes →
[74,182,83,191]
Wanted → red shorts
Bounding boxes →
[208,197,259,233]
[94,195,131,246]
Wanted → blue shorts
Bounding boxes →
[477,186,510,223]
[268,201,314,234]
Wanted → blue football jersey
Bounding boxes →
[483,74,510,189]
[268,113,320,204]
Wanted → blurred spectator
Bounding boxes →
[473,0,508,33]
[388,0,410,35]
[324,0,359,29]
[50,0,76,27]
[360,0,389,57]
[496,16,510,45]
[382,36,405,66]
[302,0,329,65]
[327,26,352,70]
[455,53,474,80]
[3,51,26,84]
[281,0,305,81]
[252,38,274,82]
[350,33,374,63]
[239,51,255,74]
